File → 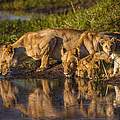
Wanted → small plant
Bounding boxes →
[0,0,119,44]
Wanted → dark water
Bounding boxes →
[0,11,36,20]
[0,76,120,120]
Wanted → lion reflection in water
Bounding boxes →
[80,88,114,119]
[63,77,115,119]
[63,79,78,108]
[63,78,95,117]
[76,78,95,100]
[114,85,120,107]
[0,79,118,119]
[87,96,114,119]
[16,80,58,118]
[0,80,18,108]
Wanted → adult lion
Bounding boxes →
[0,28,114,75]
[61,31,114,77]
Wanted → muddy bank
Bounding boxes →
[6,64,65,80]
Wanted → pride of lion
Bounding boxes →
[0,28,119,78]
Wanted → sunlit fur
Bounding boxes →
[63,79,78,108]
[76,78,94,100]
[61,49,78,77]
[16,80,57,118]
[0,80,18,108]
[110,52,120,75]
[0,29,113,75]
[0,45,14,75]
[76,52,111,78]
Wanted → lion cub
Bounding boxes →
[61,48,78,77]
[76,52,111,78]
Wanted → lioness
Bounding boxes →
[0,28,113,75]
[61,49,78,77]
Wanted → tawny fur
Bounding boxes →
[0,80,18,108]
[76,52,111,78]
[0,28,113,75]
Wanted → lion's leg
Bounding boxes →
[36,55,49,72]
[87,68,92,79]
[113,61,118,75]
[84,39,95,55]
[77,48,81,57]
[40,54,49,70]
[118,63,120,75]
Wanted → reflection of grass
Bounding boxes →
[0,0,119,44]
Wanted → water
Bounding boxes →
[0,11,34,20]
[0,76,120,120]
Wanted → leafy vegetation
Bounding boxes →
[0,0,120,44]
[0,0,81,10]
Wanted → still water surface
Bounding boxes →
[0,77,120,120]
[0,10,40,20]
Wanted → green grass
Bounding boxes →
[0,0,81,10]
[0,0,119,44]
[64,0,120,31]
[0,15,67,44]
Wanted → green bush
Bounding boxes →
[0,0,119,44]
[64,0,120,31]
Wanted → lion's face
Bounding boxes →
[100,36,115,56]
[63,58,77,77]
[76,57,99,78]
[0,45,14,75]
[61,50,78,78]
